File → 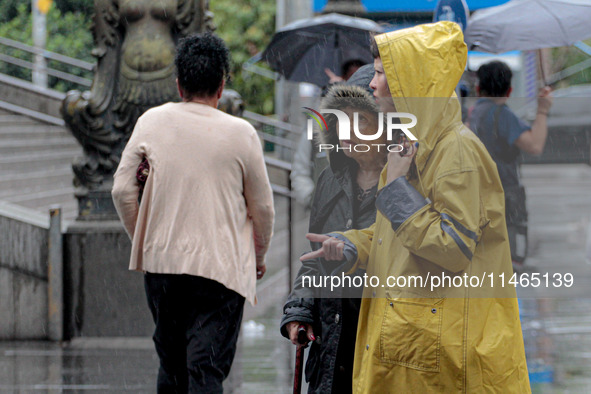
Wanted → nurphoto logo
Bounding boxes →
[303,107,418,153]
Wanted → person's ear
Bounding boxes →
[476,85,481,96]
[506,87,513,97]
[176,78,184,99]
[217,80,226,100]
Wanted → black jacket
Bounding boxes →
[281,79,380,394]
[281,163,378,394]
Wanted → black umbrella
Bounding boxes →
[261,13,384,87]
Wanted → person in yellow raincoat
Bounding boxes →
[301,22,530,393]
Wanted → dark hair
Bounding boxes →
[175,33,230,98]
[341,59,366,77]
[477,61,512,97]
[370,35,380,59]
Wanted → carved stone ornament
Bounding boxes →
[61,0,215,219]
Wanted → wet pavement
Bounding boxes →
[0,340,157,392]
[1,164,591,393]
[0,306,295,393]
[517,164,591,392]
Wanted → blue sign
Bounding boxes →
[314,0,508,13]
[433,0,469,32]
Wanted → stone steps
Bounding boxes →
[0,167,73,191]
[0,114,40,125]
[3,185,75,204]
[0,137,79,154]
[0,184,78,221]
[0,124,69,139]
[0,104,294,224]
[0,149,81,173]
[0,106,79,221]
[5,192,79,219]
[14,197,78,220]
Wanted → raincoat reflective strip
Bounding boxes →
[441,220,473,261]
[441,212,478,241]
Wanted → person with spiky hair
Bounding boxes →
[281,65,387,394]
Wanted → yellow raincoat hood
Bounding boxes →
[376,21,467,172]
[337,22,531,393]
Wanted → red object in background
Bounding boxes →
[136,158,150,192]
[293,325,309,394]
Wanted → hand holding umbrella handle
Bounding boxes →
[538,49,548,87]
[297,325,309,345]
[537,86,553,115]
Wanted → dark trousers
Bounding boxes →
[144,273,245,394]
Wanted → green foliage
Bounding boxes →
[0,3,93,92]
[0,0,93,23]
[0,0,280,111]
[551,41,591,88]
[211,0,276,114]
[0,0,29,23]
[0,4,33,82]
[54,0,94,15]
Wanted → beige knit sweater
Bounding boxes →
[112,101,274,304]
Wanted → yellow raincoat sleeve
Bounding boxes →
[378,170,483,273]
[332,222,376,272]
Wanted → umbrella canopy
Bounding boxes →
[261,13,384,87]
[465,0,591,53]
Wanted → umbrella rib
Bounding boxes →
[537,0,570,44]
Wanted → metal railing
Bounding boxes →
[0,36,303,157]
[0,36,303,280]
[244,109,302,153]
[0,36,94,88]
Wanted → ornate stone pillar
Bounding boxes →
[60,0,214,220]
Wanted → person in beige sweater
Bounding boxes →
[112,33,274,393]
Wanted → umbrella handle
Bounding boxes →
[538,49,548,87]
[294,346,305,394]
[293,325,309,394]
